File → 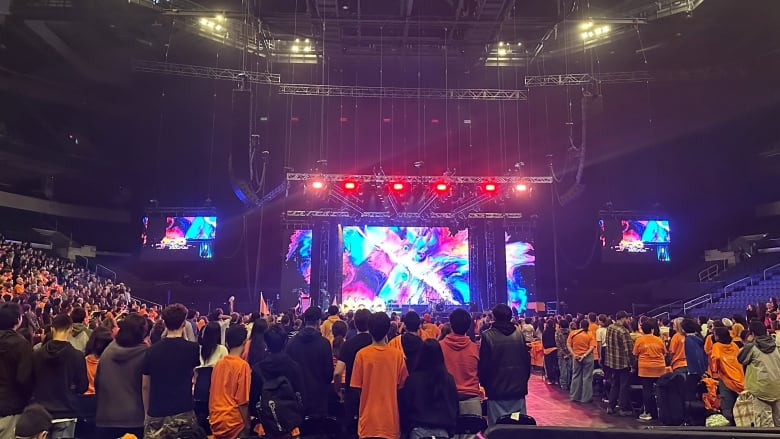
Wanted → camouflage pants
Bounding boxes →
[143,410,200,439]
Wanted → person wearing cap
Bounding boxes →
[285,306,334,417]
[13,404,51,439]
[604,310,634,416]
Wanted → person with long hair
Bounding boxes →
[400,339,458,439]
[567,319,596,404]
[331,320,348,360]
[243,318,268,366]
[542,319,559,385]
[200,321,228,367]
[84,327,113,396]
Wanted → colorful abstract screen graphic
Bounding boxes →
[505,233,536,312]
[140,216,217,261]
[341,226,470,305]
[285,229,313,288]
[599,218,671,263]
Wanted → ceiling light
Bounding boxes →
[291,45,300,52]
[206,21,215,28]
[303,46,311,52]
[581,32,589,40]
[305,38,310,43]
[199,18,208,25]
[602,25,610,33]
[580,22,594,30]
[588,31,594,38]
[216,14,224,21]
[499,41,504,46]
[595,28,602,35]
[497,48,507,56]
[215,24,223,31]
[295,38,300,43]
[517,42,522,46]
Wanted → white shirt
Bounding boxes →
[596,327,607,347]
[199,344,228,368]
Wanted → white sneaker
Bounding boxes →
[638,413,653,421]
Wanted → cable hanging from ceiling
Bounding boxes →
[444,26,450,173]
[379,25,384,170]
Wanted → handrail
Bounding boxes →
[683,293,712,313]
[724,276,752,294]
[74,255,89,271]
[698,264,720,282]
[653,311,670,321]
[96,264,117,282]
[131,295,164,308]
[645,299,685,319]
[764,262,780,280]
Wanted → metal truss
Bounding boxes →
[524,71,653,87]
[284,211,524,219]
[286,173,552,184]
[256,182,288,208]
[133,60,280,84]
[278,84,528,101]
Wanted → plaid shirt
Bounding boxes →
[604,322,634,370]
[555,329,571,359]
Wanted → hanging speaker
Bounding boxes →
[229,88,259,206]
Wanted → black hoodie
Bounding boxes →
[285,327,334,416]
[95,341,148,428]
[249,352,306,411]
[478,321,531,400]
[32,340,88,418]
[0,330,33,416]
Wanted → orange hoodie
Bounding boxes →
[710,342,744,394]
[440,333,480,398]
[85,355,99,395]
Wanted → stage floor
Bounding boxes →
[525,372,659,429]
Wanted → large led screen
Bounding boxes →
[140,216,217,261]
[341,226,470,306]
[505,233,536,312]
[600,219,671,263]
[285,229,313,288]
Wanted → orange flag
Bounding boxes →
[259,292,270,315]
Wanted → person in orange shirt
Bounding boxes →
[388,311,423,372]
[209,325,251,439]
[420,314,440,341]
[587,312,600,364]
[632,321,667,421]
[710,326,745,424]
[567,319,596,403]
[668,318,687,372]
[84,327,113,395]
[351,311,408,439]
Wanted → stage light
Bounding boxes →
[515,183,528,192]
[482,182,497,193]
[434,182,450,193]
[342,180,358,191]
[310,179,325,190]
[390,182,406,192]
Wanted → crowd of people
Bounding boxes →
[1,240,780,438]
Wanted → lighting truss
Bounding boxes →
[278,85,528,101]
[284,211,524,219]
[524,71,653,87]
[133,60,281,84]
[286,173,552,184]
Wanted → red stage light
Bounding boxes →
[434,182,450,193]
[483,182,497,193]
[391,182,405,192]
[310,180,325,190]
[515,183,528,192]
[342,180,358,191]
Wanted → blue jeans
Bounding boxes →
[487,399,526,425]
[50,420,77,439]
[570,353,594,403]
[409,427,450,439]
[559,356,572,391]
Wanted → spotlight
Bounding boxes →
[342,180,358,191]
[482,182,497,193]
[310,179,326,190]
[514,183,528,192]
[390,182,406,192]
[434,182,450,193]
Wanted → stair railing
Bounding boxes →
[96,264,117,283]
[683,294,712,314]
[764,262,780,281]
[698,264,720,282]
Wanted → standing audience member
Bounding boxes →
[95,313,148,439]
[710,326,744,424]
[320,306,341,343]
[334,309,372,435]
[567,319,596,404]
[12,404,51,439]
[0,303,33,439]
[604,311,634,416]
[67,307,91,352]
[389,312,424,372]
[244,318,268,366]
[142,304,200,438]
[209,326,251,439]
[199,322,228,368]
[440,309,480,423]
[555,320,573,392]
[249,324,305,439]
[31,314,88,439]
[632,321,666,421]
[285,306,334,417]
[739,320,780,426]
[351,312,408,439]
[542,320,559,385]
[84,328,113,395]
[478,304,531,424]
[668,318,687,373]
[681,318,707,401]
[400,339,458,439]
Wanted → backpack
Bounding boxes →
[257,373,304,435]
[656,372,686,426]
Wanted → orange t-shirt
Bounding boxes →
[632,334,666,378]
[588,323,600,359]
[668,332,687,371]
[209,355,251,439]
[13,284,23,295]
[85,355,99,395]
[351,344,408,439]
[710,342,745,394]
[704,334,714,356]
[567,330,596,357]
[420,323,440,341]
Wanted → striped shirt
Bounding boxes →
[604,323,634,370]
